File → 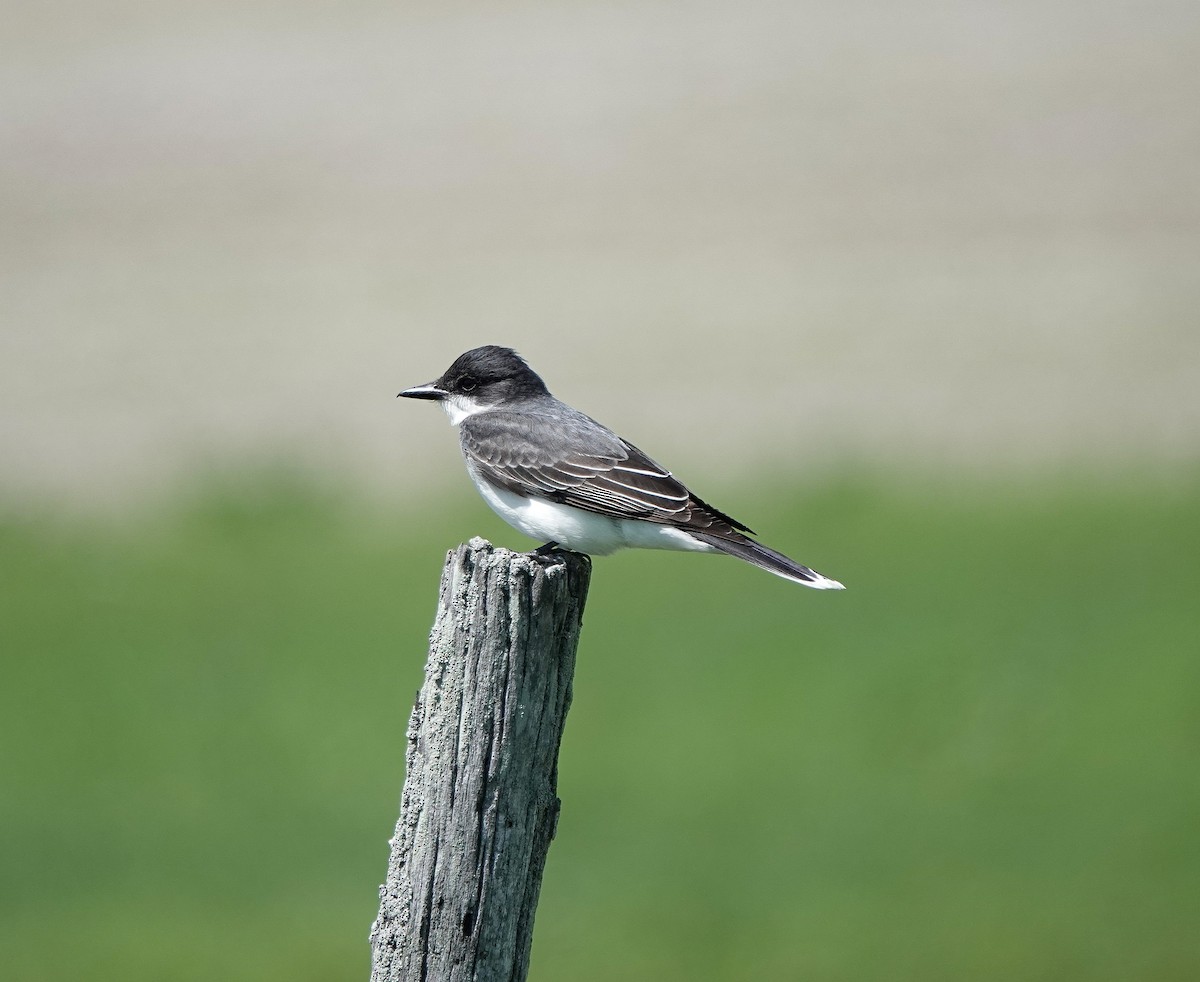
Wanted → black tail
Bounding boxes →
[690,530,845,590]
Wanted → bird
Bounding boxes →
[398,345,844,589]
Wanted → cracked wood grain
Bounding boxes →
[370,538,591,982]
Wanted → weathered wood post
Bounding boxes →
[370,537,592,982]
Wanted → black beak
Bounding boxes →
[398,381,447,400]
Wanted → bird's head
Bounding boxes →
[398,345,550,424]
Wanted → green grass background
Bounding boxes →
[2,469,1197,981]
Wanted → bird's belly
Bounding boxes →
[468,468,623,554]
[467,464,716,556]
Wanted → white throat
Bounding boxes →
[441,393,491,426]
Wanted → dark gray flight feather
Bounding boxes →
[459,406,753,536]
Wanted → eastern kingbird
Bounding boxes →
[399,345,844,589]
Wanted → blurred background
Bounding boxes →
[3,1,1198,979]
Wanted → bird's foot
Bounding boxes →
[528,541,569,569]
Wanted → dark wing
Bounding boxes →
[459,407,755,537]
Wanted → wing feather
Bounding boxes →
[459,408,754,536]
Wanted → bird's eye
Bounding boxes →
[459,375,478,392]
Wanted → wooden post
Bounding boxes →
[369,537,592,982]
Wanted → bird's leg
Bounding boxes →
[533,540,561,555]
